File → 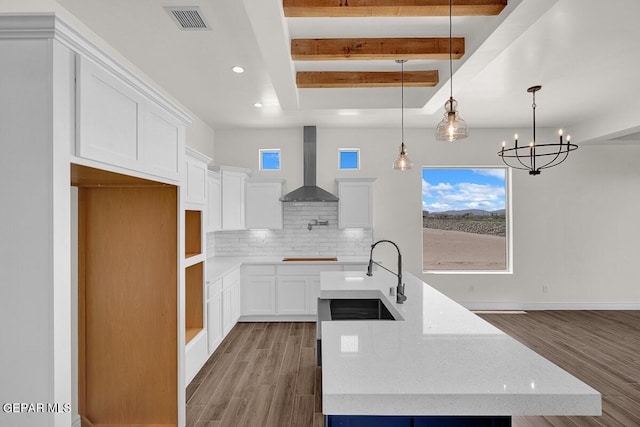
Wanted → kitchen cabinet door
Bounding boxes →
[242,276,276,315]
[276,277,308,315]
[207,289,223,354]
[222,288,232,336]
[76,56,143,171]
[306,277,321,315]
[230,281,241,325]
[337,178,375,229]
[185,147,210,206]
[221,169,247,230]
[245,179,284,229]
[207,171,221,232]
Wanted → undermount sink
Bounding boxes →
[317,298,396,321]
[282,257,338,262]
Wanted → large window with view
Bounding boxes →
[422,167,510,272]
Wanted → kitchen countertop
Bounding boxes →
[320,270,601,417]
[206,255,369,283]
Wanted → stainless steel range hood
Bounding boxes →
[280,126,338,202]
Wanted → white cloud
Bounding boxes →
[423,181,505,212]
[422,179,453,199]
[472,168,506,180]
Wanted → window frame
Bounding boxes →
[421,166,513,275]
[258,148,281,171]
[338,148,360,170]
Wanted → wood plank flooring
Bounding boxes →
[478,311,640,427]
[186,312,640,427]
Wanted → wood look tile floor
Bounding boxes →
[186,312,640,427]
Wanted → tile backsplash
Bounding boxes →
[212,202,372,257]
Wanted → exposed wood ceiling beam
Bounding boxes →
[297,70,439,88]
[283,0,507,17]
[292,37,464,60]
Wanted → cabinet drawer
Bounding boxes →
[243,265,276,276]
[207,279,222,299]
[277,265,341,276]
[223,267,241,289]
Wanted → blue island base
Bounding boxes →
[326,415,511,427]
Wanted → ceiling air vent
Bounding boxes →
[165,6,210,31]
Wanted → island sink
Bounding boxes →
[329,298,395,320]
[316,298,396,366]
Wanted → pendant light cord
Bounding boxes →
[401,60,404,143]
[449,0,453,101]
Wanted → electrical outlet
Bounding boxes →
[542,285,549,294]
[468,285,475,293]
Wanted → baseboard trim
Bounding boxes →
[462,302,640,311]
[239,315,317,322]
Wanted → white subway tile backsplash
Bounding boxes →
[211,202,372,257]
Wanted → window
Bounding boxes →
[422,167,510,272]
[259,149,281,171]
[339,149,360,170]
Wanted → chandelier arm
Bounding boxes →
[500,158,533,171]
[538,149,570,170]
[513,146,533,170]
[537,145,565,169]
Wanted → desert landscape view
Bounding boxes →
[423,210,507,271]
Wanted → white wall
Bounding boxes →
[215,127,640,309]
[186,117,215,159]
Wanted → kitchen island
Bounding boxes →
[319,270,601,426]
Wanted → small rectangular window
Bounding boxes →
[259,149,281,171]
[339,149,360,170]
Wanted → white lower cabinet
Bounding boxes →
[206,266,241,355]
[276,277,309,315]
[242,276,276,316]
[241,263,367,319]
[206,281,223,354]
[222,267,241,336]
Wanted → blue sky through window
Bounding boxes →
[339,150,359,169]
[260,150,280,170]
[422,168,506,213]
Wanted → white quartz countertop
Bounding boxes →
[206,256,369,282]
[320,270,601,417]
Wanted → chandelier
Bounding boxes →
[498,85,578,175]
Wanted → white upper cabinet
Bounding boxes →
[184,147,211,206]
[336,178,375,229]
[246,179,284,230]
[76,56,185,181]
[207,171,222,233]
[210,166,251,230]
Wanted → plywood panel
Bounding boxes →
[185,210,202,258]
[186,262,204,343]
[80,185,177,425]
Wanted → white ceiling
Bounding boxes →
[51,0,640,142]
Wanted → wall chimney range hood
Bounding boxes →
[281,126,338,203]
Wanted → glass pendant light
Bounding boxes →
[393,60,413,171]
[435,0,468,142]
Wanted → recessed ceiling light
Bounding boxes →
[232,66,244,74]
[254,102,263,108]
